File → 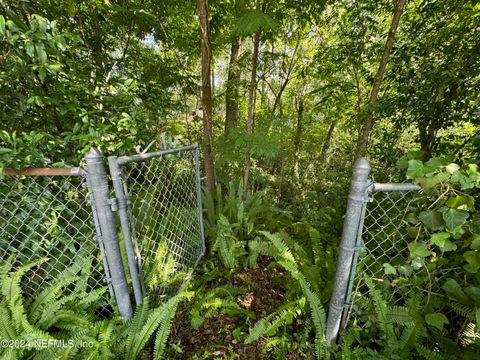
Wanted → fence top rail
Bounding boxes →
[3,167,86,177]
[115,143,198,166]
[368,182,422,193]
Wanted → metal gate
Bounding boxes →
[108,138,205,306]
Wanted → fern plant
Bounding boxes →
[245,231,328,359]
[0,257,186,360]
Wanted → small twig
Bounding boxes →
[427,183,450,210]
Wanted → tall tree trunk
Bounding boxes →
[225,38,241,135]
[243,28,261,193]
[293,95,304,182]
[198,0,215,192]
[354,0,406,161]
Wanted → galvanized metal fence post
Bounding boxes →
[108,155,145,306]
[193,145,206,257]
[326,157,371,345]
[85,148,133,320]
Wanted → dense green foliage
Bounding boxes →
[1,0,479,358]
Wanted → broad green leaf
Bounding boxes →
[443,209,468,231]
[38,66,47,81]
[415,172,449,189]
[0,15,5,36]
[425,313,449,330]
[465,287,480,306]
[441,240,457,252]
[406,160,424,179]
[471,237,480,250]
[430,232,450,247]
[446,195,474,210]
[424,157,448,174]
[47,63,62,72]
[408,242,431,258]
[398,265,413,277]
[418,210,444,230]
[26,41,35,57]
[464,251,480,272]
[396,151,423,169]
[446,163,460,174]
[382,263,397,275]
[412,257,424,270]
[430,232,456,251]
[443,278,468,304]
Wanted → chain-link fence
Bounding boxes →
[109,142,205,305]
[0,168,114,314]
[326,159,469,344]
[0,137,205,320]
[326,159,423,344]
[351,189,422,302]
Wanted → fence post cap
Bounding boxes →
[353,157,371,171]
[85,147,102,160]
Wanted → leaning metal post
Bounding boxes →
[326,157,371,345]
[108,155,144,306]
[193,145,206,257]
[85,148,133,320]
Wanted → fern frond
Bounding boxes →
[449,301,473,318]
[245,308,295,343]
[261,231,327,359]
[126,293,183,360]
[27,274,78,323]
[387,306,414,325]
[415,344,445,360]
[153,295,181,359]
[124,297,150,359]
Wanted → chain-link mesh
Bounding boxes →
[120,148,204,301]
[355,190,421,299]
[345,185,464,330]
[0,173,113,314]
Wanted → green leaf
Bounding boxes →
[382,263,397,275]
[406,160,424,179]
[411,257,424,270]
[430,232,450,247]
[38,66,47,81]
[446,195,474,210]
[418,210,444,230]
[441,240,457,252]
[443,209,468,231]
[430,232,456,251]
[424,157,448,174]
[47,63,62,73]
[425,313,449,330]
[446,163,460,174]
[471,237,480,250]
[442,278,468,304]
[0,15,5,36]
[415,172,449,189]
[464,251,480,272]
[408,242,431,258]
[465,287,480,306]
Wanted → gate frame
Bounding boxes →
[107,142,206,306]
